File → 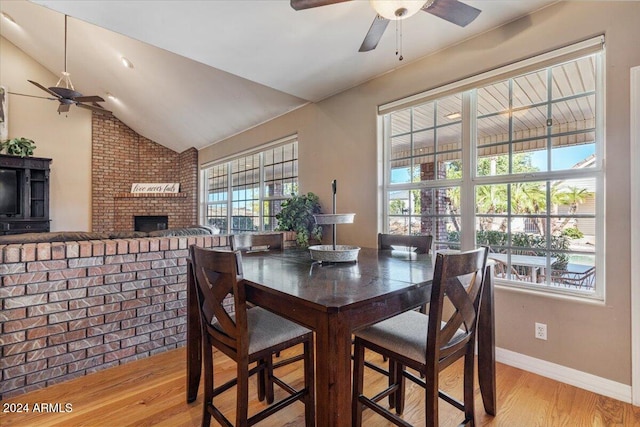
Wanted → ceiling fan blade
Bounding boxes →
[423,0,481,27]
[290,0,351,10]
[74,95,105,103]
[359,15,390,52]
[28,80,62,98]
[76,102,113,116]
[8,91,57,101]
[58,103,71,113]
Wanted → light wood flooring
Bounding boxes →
[2,345,639,426]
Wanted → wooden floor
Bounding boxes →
[2,345,639,427]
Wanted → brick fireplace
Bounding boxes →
[92,115,198,232]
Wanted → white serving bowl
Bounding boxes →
[308,245,360,262]
[313,213,356,225]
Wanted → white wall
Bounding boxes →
[1,36,92,231]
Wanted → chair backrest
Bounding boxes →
[378,233,433,254]
[427,247,489,368]
[189,245,248,355]
[230,233,284,252]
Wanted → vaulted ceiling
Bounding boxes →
[0,0,557,153]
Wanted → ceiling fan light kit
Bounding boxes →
[369,0,429,21]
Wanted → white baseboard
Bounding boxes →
[496,347,632,404]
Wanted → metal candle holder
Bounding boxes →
[308,180,360,263]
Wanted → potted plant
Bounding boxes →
[0,137,37,157]
[276,192,323,248]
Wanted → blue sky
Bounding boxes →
[531,144,594,170]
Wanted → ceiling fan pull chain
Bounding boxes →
[398,18,403,61]
[395,19,399,57]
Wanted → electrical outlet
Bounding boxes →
[535,322,547,340]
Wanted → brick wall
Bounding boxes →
[92,115,198,233]
[0,234,228,399]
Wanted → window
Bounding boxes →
[202,137,298,234]
[384,94,463,249]
[382,38,604,299]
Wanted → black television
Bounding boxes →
[0,168,19,215]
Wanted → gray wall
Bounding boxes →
[200,1,640,385]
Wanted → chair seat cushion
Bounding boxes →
[354,310,463,365]
[214,307,311,355]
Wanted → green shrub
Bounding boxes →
[451,229,570,270]
[562,227,584,240]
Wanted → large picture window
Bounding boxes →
[382,38,604,299]
[202,137,298,234]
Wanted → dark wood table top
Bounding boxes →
[239,247,433,313]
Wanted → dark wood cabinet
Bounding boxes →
[0,154,52,235]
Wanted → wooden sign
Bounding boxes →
[130,183,180,194]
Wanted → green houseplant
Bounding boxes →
[0,137,37,157]
[276,192,323,248]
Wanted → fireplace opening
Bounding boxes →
[135,215,168,232]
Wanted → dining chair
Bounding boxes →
[550,264,596,289]
[352,246,489,427]
[230,232,300,363]
[378,233,433,315]
[189,245,315,427]
[493,258,530,282]
[230,232,284,252]
[378,233,433,254]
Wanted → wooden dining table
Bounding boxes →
[186,247,496,427]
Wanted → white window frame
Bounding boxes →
[200,135,298,234]
[381,37,605,300]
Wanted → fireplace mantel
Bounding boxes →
[115,192,188,199]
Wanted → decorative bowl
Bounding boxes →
[308,245,361,263]
[313,213,356,225]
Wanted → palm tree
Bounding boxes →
[475,184,508,231]
[510,182,547,235]
[557,186,590,213]
[552,186,592,233]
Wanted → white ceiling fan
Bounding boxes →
[291,0,481,55]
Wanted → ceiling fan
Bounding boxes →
[20,15,112,116]
[290,0,481,53]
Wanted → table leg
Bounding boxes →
[477,264,496,415]
[314,314,353,427]
[186,260,202,403]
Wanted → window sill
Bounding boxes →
[494,279,605,306]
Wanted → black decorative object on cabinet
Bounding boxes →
[0,154,51,235]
